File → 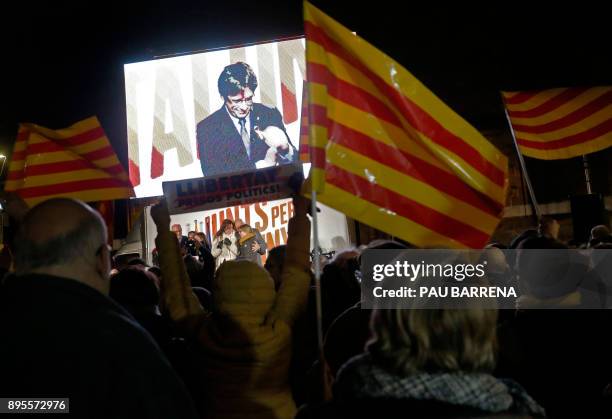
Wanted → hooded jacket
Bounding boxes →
[155,205,311,419]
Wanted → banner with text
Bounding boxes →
[162,164,302,214]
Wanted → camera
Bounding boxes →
[185,239,198,256]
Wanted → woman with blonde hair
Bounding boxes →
[299,306,545,418]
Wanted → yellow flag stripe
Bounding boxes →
[502,88,569,112]
[506,87,611,126]
[328,143,500,233]
[519,134,612,160]
[316,184,468,248]
[512,104,612,142]
[23,188,132,207]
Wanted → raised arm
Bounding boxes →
[151,200,210,336]
[268,195,311,327]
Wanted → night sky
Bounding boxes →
[1,1,610,201]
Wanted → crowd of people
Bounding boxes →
[0,193,612,418]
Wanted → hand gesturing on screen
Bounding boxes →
[254,126,290,168]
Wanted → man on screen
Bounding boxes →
[196,62,298,177]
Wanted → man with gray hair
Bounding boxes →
[0,198,198,418]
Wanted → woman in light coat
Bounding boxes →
[211,219,238,269]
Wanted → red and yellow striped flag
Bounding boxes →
[299,81,311,163]
[502,87,612,160]
[304,2,508,248]
[5,117,134,206]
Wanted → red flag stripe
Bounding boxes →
[326,165,491,248]
[309,146,326,168]
[324,117,503,215]
[504,91,541,105]
[309,64,502,210]
[10,150,26,161]
[510,90,612,134]
[12,143,65,161]
[308,63,403,127]
[11,141,115,162]
[517,117,612,150]
[15,130,29,142]
[507,87,590,118]
[16,178,131,198]
[55,126,107,146]
[305,21,506,188]
[15,126,105,146]
[7,160,125,181]
[82,146,117,162]
[309,102,331,128]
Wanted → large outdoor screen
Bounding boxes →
[124,37,306,198]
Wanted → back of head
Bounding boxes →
[509,229,538,249]
[322,250,361,297]
[321,250,361,330]
[14,198,109,292]
[538,216,560,239]
[213,260,275,321]
[110,267,159,308]
[589,224,612,248]
[591,224,611,241]
[516,244,588,300]
[126,258,148,268]
[480,246,509,275]
[367,308,497,375]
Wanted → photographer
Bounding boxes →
[211,219,238,269]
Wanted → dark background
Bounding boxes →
[1,1,610,206]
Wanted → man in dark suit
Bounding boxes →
[197,61,298,177]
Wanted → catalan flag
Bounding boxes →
[299,81,311,163]
[5,117,134,206]
[502,87,612,160]
[304,2,508,249]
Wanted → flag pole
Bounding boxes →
[503,107,541,219]
[311,189,324,353]
[582,154,593,194]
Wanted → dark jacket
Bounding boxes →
[236,230,267,266]
[0,274,198,419]
[196,103,297,177]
